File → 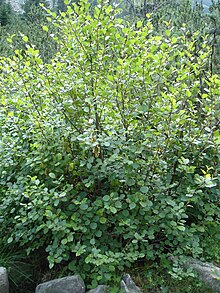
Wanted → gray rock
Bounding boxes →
[86,285,109,293]
[120,274,142,293]
[169,256,220,292]
[35,275,85,293]
[0,267,9,293]
[186,258,220,292]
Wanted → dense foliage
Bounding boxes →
[0,0,219,290]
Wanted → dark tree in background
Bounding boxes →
[209,0,220,71]
[55,0,80,12]
[22,0,50,18]
[0,0,12,26]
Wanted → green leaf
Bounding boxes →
[49,173,56,179]
[140,186,148,193]
[45,210,53,217]
[140,201,147,208]
[136,20,143,28]
[61,238,67,245]
[7,237,13,244]
[110,206,117,214]
[90,222,98,229]
[100,217,107,224]
[22,36,28,43]
[115,201,122,209]
[54,199,59,207]
[80,203,89,211]
[103,195,110,202]
[165,29,171,37]
[129,202,136,209]
[90,238,95,245]
[177,226,185,231]
[68,261,76,271]
[67,234,73,242]
[42,26,49,32]
[95,230,102,237]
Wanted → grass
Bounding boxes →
[0,242,35,293]
[128,262,213,293]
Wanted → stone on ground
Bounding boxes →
[0,267,9,293]
[120,274,142,293]
[86,285,109,293]
[186,258,220,292]
[35,275,85,293]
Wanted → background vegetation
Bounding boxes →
[0,0,219,292]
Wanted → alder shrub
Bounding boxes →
[0,0,219,285]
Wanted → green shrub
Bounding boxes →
[0,0,219,284]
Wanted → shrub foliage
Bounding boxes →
[0,0,219,284]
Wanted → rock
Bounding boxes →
[120,274,142,293]
[35,275,85,293]
[186,258,220,292]
[86,285,109,293]
[0,267,9,293]
[169,256,220,292]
